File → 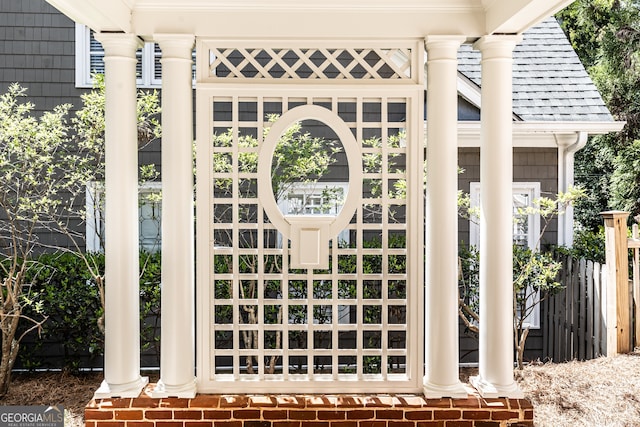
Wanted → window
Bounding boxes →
[468,182,541,329]
[75,24,195,88]
[277,182,350,246]
[86,182,162,253]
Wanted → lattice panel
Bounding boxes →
[199,43,418,82]
[198,90,422,393]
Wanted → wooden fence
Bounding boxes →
[543,212,640,362]
[542,254,609,362]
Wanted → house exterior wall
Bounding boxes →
[458,146,559,363]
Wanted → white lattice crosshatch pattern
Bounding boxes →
[196,40,424,394]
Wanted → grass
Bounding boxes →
[1,354,639,426]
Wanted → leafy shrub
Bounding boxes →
[18,251,161,372]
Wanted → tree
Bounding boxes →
[0,83,71,395]
[557,1,640,228]
[458,187,584,369]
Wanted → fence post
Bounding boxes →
[601,211,631,354]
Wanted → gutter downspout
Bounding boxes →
[557,131,588,247]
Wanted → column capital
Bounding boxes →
[95,33,142,57]
[154,34,195,60]
[473,34,522,59]
[425,35,466,60]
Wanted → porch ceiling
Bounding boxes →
[46,0,574,40]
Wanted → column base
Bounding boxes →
[94,376,149,399]
[151,378,197,398]
[470,375,524,398]
[423,380,468,399]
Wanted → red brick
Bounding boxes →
[424,399,452,409]
[335,397,365,408]
[174,410,204,420]
[127,422,155,427]
[346,410,374,420]
[86,422,96,427]
[330,422,358,427]
[433,410,461,420]
[244,422,272,427]
[317,410,346,420]
[145,410,174,420]
[263,410,289,420]
[358,422,386,427]
[306,397,332,408]
[508,421,534,427]
[161,398,190,408]
[273,422,301,427]
[518,400,533,410]
[203,410,232,419]
[289,411,317,420]
[132,397,160,408]
[91,422,125,427]
[375,409,403,420]
[114,410,143,420]
[491,411,519,421]
[416,422,445,427]
[461,410,490,420]
[444,421,472,427]
[388,421,414,427]
[233,409,262,419]
[507,399,520,410]
[275,396,305,409]
[186,423,214,427]
[473,422,501,427]
[524,410,533,420]
[362,396,393,408]
[300,422,329,427]
[103,399,134,409]
[156,422,184,427]
[86,409,114,420]
[451,398,481,409]
[220,396,249,408]
[212,421,243,427]
[404,410,433,420]
[190,395,221,408]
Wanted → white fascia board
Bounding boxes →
[46,0,132,32]
[426,120,625,148]
[485,0,574,34]
[457,72,482,109]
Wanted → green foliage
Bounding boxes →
[18,251,161,372]
[557,1,640,226]
[611,140,640,214]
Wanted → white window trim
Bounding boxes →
[75,24,161,88]
[468,181,542,329]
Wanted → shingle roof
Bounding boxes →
[457,17,614,122]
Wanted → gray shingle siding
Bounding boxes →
[458,17,613,122]
[0,0,81,113]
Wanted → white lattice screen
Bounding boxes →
[196,40,424,394]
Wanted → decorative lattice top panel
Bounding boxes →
[198,41,422,83]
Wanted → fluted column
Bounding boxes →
[94,33,148,399]
[153,34,197,398]
[470,35,524,399]
[423,36,467,399]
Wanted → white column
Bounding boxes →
[423,36,467,399]
[153,34,197,398]
[470,35,524,399]
[94,33,148,399]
